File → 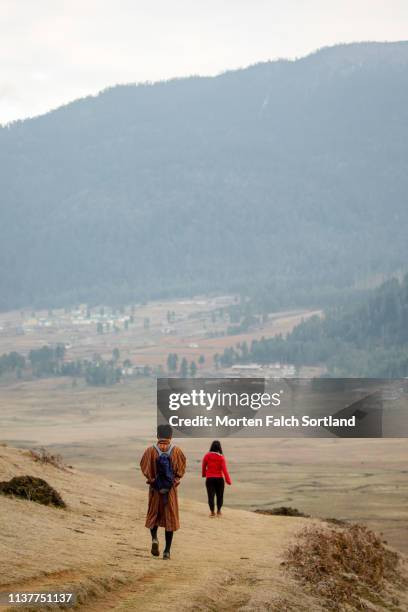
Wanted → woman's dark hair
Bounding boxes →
[209,440,223,454]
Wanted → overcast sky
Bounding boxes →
[1,0,407,124]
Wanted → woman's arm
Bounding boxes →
[221,456,232,485]
[201,454,208,478]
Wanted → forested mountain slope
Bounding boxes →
[235,276,408,376]
[1,42,408,309]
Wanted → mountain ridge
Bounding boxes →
[3,40,408,126]
[1,41,407,310]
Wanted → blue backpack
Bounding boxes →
[153,444,175,496]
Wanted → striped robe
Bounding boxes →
[140,440,186,532]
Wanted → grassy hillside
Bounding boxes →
[0,445,314,611]
[1,445,406,610]
[1,42,408,310]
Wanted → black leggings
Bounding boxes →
[206,477,225,513]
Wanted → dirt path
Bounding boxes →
[80,513,300,612]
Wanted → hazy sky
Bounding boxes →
[1,0,407,123]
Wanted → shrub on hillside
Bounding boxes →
[0,475,66,508]
[28,447,65,469]
[254,506,310,517]
[283,524,401,610]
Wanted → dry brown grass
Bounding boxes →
[283,524,405,610]
[1,446,407,611]
[2,376,408,556]
[0,445,317,611]
[27,448,66,469]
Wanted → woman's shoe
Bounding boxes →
[217,511,222,517]
[209,512,216,517]
[163,551,171,560]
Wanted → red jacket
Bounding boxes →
[202,452,232,485]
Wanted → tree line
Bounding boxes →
[214,276,408,377]
[0,345,123,386]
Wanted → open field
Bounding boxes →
[1,375,408,555]
[1,298,407,556]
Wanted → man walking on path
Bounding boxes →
[140,424,186,560]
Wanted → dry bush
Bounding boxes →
[325,517,348,527]
[283,524,401,610]
[0,475,66,508]
[28,447,65,469]
[255,506,310,518]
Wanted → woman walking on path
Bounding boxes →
[202,440,232,517]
